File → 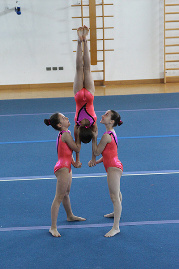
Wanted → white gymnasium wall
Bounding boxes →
[0,0,164,85]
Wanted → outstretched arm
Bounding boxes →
[62,129,81,153]
[74,125,82,167]
[88,125,111,167]
[88,124,97,167]
[92,131,111,157]
[88,151,96,167]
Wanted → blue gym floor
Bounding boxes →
[0,93,179,269]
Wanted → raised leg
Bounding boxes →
[83,26,95,95]
[73,27,84,95]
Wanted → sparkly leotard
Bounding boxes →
[102,131,123,172]
[74,88,97,127]
[54,130,72,173]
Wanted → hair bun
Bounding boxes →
[118,120,123,126]
[44,119,51,126]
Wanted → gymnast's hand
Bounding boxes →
[88,159,96,167]
[74,160,82,168]
[72,159,82,168]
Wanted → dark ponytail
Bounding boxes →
[44,119,51,126]
[44,113,61,131]
[111,110,123,127]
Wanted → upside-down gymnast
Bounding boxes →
[73,25,97,167]
[44,113,86,237]
[91,110,123,237]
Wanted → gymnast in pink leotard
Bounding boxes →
[44,112,86,237]
[73,26,97,167]
[91,110,123,238]
[54,130,72,173]
[102,131,123,173]
[74,88,97,128]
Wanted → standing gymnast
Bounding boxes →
[73,25,97,167]
[91,110,123,237]
[44,112,86,237]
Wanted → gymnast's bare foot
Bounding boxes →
[104,206,122,218]
[104,212,114,218]
[67,214,86,222]
[77,27,83,41]
[49,228,61,237]
[83,25,89,40]
[104,227,120,237]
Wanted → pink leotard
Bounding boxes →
[74,88,97,127]
[102,131,123,173]
[54,130,72,173]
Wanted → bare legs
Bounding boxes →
[83,27,95,94]
[49,168,86,237]
[49,166,122,237]
[73,26,95,96]
[104,192,122,218]
[73,27,83,95]
[104,168,123,237]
